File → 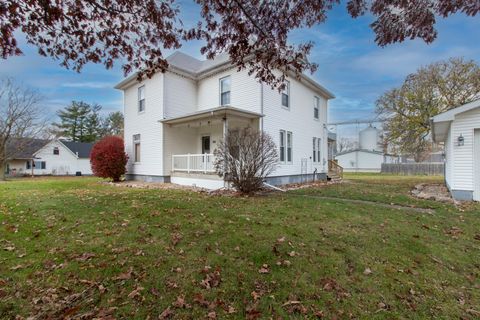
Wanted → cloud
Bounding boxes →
[61,81,115,89]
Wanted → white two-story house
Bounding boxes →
[115,52,335,189]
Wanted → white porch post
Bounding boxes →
[223,116,228,182]
[203,153,207,173]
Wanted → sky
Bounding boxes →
[1,2,479,140]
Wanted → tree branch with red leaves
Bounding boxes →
[1,0,478,87]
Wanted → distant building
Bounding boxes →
[5,139,94,176]
[335,126,399,172]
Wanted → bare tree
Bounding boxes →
[337,137,358,153]
[0,78,47,180]
[214,128,278,194]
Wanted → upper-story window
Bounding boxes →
[53,147,59,155]
[220,76,231,106]
[138,86,145,113]
[281,81,290,109]
[314,96,320,119]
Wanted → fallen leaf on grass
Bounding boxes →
[207,311,216,319]
[159,306,174,319]
[200,266,221,289]
[74,252,96,262]
[127,286,144,299]
[258,264,269,274]
[172,295,189,308]
[363,268,372,275]
[3,245,15,252]
[113,267,133,281]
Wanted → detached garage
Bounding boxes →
[431,98,480,201]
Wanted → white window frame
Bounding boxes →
[279,130,286,163]
[314,96,320,120]
[286,131,293,163]
[281,81,290,109]
[138,86,145,113]
[219,76,231,106]
[133,134,141,163]
[313,137,317,162]
[317,137,321,163]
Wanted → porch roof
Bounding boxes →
[159,106,264,125]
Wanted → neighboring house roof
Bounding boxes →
[114,51,335,99]
[59,140,94,158]
[431,98,480,142]
[335,149,396,157]
[6,138,49,160]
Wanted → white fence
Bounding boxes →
[172,154,215,173]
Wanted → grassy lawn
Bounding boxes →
[1,175,479,319]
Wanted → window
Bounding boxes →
[314,96,320,119]
[138,86,145,112]
[220,76,231,105]
[286,131,292,163]
[313,137,321,162]
[281,81,290,109]
[33,161,46,169]
[279,130,285,162]
[133,134,141,162]
[53,147,59,155]
[26,161,31,169]
[317,138,321,162]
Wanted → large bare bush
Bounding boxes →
[214,128,278,193]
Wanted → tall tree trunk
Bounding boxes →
[0,161,6,181]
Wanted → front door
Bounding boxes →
[474,129,480,201]
[202,136,211,154]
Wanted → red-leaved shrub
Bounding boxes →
[90,136,128,182]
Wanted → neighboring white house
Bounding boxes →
[6,139,94,176]
[431,98,480,201]
[115,51,335,189]
[335,126,399,172]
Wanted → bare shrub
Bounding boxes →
[214,128,278,193]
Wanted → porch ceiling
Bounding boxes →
[159,106,263,126]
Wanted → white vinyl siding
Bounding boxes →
[450,107,480,191]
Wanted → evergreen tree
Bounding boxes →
[102,111,124,137]
[54,101,100,142]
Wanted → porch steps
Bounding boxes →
[327,173,342,183]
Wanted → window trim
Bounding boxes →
[219,76,231,106]
[317,137,321,163]
[138,85,146,113]
[313,137,317,162]
[133,134,141,163]
[279,130,286,163]
[286,131,293,163]
[281,81,290,110]
[314,96,320,120]
[53,147,59,155]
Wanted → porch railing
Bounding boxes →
[328,160,344,179]
[172,153,215,173]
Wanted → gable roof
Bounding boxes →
[59,140,94,158]
[6,138,49,159]
[335,148,384,157]
[114,51,335,99]
[431,98,480,142]
[431,98,480,123]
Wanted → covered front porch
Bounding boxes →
[161,106,263,189]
